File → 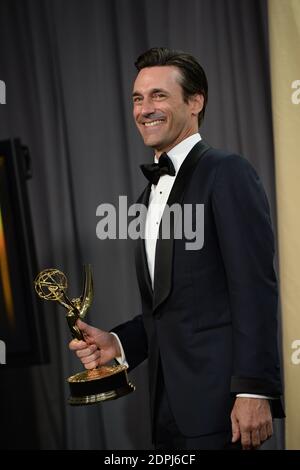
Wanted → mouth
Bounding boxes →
[142,119,165,128]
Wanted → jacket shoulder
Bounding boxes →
[204,146,252,168]
[202,146,259,180]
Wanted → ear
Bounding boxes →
[190,94,204,116]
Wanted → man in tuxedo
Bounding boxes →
[69,48,284,450]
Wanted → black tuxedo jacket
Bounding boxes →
[113,141,283,437]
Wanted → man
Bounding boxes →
[70,48,284,450]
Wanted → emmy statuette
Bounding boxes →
[34,265,135,405]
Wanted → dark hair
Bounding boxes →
[135,47,208,127]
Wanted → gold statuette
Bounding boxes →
[34,265,135,405]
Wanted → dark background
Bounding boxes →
[0,0,283,449]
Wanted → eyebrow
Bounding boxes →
[132,88,168,97]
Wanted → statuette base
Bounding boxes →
[67,364,135,405]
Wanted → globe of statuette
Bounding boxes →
[35,268,68,301]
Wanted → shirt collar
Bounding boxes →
[154,133,201,173]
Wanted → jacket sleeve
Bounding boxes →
[112,314,148,371]
[212,154,282,397]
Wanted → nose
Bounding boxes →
[140,97,155,117]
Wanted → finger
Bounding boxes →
[241,431,252,450]
[76,344,98,358]
[266,420,273,438]
[259,424,268,443]
[81,351,101,370]
[80,350,101,365]
[231,416,241,443]
[69,339,88,351]
[83,360,98,370]
[251,429,261,449]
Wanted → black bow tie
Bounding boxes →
[140,153,176,185]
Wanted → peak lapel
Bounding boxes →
[135,183,153,306]
[153,140,210,312]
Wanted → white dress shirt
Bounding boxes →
[145,133,201,286]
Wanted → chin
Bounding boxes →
[142,137,160,148]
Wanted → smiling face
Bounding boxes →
[132,66,203,156]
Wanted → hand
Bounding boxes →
[231,397,273,450]
[68,319,121,369]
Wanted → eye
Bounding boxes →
[153,92,166,100]
[133,96,143,104]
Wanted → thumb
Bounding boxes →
[76,319,103,344]
[231,415,241,443]
[76,319,92,335]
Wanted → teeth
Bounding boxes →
[144,120,164,127]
